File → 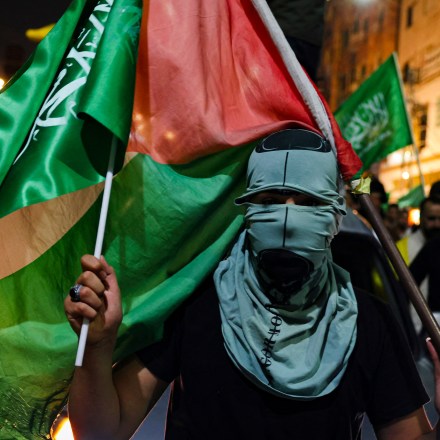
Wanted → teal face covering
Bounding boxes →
[246,203,338,303]
[214,128,358,400]
[239,128,346,303]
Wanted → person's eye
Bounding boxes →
[297,198,321,206]
[261,197,279,205]
[304,199,320,206]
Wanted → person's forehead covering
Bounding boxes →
[235,129,344,210]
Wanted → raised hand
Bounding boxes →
[64,254,122,348]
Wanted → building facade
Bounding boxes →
[386,0,440,199]
[320,0,440,202]
[319,0,400,110]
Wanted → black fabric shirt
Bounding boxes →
[137,278,428,440]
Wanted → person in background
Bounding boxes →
[65,128,439,440]
[397,197,440,333]
[398,207,411,237]
[355,176,388,224]
[429,181,440,199]
[410,236,440,322]
[384,203,402,241]
[384,204,410,242]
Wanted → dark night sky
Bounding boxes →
[1,0,72,78]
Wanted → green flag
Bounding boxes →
[398,184,425,208]
[0,0,142,218]
[335,53,413,174]
[0,147,251,439]
[0,0,362,438]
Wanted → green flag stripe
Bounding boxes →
[0,144,253,438]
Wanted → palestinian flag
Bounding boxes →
[0,0,361,438]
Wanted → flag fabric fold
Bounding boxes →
[128,0,360,179]
[0,0,86,187]
[0,0,142,219]
[0,0,361,438]
[0,148,251,439]
[335,53,413,175]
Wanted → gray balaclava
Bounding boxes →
[235,128,346,299]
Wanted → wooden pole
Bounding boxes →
[358,193,440,352]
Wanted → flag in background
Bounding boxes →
[335,53,413,175]
[0,0,361,438]
[398,184,425,208]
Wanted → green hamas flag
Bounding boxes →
[335,53,413,174]
[0,0,142,218]
[398,184,425,208]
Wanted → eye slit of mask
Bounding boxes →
[249,190,327,207]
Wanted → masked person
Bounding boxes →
[64,129,437,440]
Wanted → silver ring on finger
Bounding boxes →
[69,283,83,302]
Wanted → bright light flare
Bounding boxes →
[408,208,420,226]
[0,78,5,89]
[52,416,74,440]
[164,130,176,141]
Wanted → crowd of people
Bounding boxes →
[349,175,440,336]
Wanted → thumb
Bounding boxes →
[426,338,440,373]
[100,256,120,296]
[426,338,438,359]
[100,256,122,321]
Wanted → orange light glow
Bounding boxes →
[402,171,410,180]
[52,417,74,440]
[408,208,420,226]
[164,130,176,141]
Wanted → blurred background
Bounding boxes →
[0,0,70,87]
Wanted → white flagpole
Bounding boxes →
[75,135,118,367]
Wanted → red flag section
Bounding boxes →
[128,0,361,180]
